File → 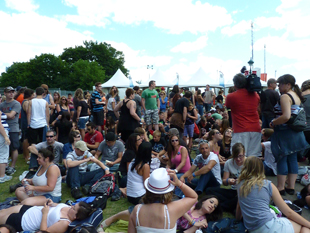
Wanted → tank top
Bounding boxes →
[30,98,47,128]
[21,100,28,130]
[32,164,62,197]
[185,109,195,125]
[136,204,177,233]
[274,93,301,124]
[170,146,191,173]
[43,93,51,104]
[21,203,70,231]
[127,161,146,198]
[118,99,139,131]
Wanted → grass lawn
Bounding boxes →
[0,150,233,222]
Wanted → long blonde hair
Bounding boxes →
[237,156,266,197]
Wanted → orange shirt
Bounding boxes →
[16,93,24,119]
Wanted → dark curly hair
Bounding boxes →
[194,195,223,221]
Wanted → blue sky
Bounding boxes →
[1,0,310,86]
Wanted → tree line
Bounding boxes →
[0,41,129,90]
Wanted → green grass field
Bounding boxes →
[0,150,233,222]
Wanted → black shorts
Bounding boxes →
[9,132,20,150]
[92,110,104,126]
[6,205,32,232]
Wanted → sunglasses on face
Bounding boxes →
[75,135,81,138]
[215,132,221,134]
[46,135,54,138]
[171,139,179,142]
[136,138,142,141]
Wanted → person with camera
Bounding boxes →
[226,73,261,157]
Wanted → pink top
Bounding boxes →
[171,146,191,173]
[177,202,206,230]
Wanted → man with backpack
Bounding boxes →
[226,73,261,157]
[66,141,110,199]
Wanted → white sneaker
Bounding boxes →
[0,174,13,183]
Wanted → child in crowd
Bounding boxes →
[150,130,166,157]
[261,128,277,176]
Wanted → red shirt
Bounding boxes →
[225,89,261,133]
[84,130,103,146]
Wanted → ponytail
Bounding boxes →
[293,84,304,103]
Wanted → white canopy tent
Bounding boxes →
[182,67,222,88]
[141,69,174,87]
[101,69,139,88]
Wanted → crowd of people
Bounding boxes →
[1,74,310,232]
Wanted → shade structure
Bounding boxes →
[141,69,174,87]
[102,69,139,88]
[183,67,221,88]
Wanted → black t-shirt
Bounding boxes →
[197,121,211,135]
[216,95,223,103]
[260,89,280,117]
[219,140,231,159]
[169,92,176,99]
[118,149,136,176]
[55,121,72,144]
[78,100,89,117]
[174,98,189,114]
[150,138,166,153]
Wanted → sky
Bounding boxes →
[1,0,310,86]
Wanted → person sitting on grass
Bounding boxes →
[15,148,62,205]
[177,195,223,233]
[66,141,110,199]
[0,200,94,233]
[150,130,166,157]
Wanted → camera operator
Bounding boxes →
[225,73,261,156]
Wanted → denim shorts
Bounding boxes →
[250,217,294,233]
[43,194,61,203]
[0,129,9,163]
[77,116,89,129]
[184,124,195,137]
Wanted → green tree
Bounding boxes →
[61,40,128,80]
[0,62,31,87]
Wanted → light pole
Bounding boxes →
[147,65,153,79]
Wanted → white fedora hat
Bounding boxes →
[144,168,175,194]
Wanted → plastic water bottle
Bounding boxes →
[24,180,31,195]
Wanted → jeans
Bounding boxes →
[277,153,298,175]
[118,175,127,188]
[66,166,104,189]
[262,115,274,129]
[204,103,212,112]
[175,172,220,198]
[263,161,276,176]
[196,104,204,116]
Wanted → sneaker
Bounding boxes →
[0,175,13,183]
[6,167,16,175]
[71,187,83,199]
[81,185,91,195]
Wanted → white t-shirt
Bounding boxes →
[107,97,116,111]
[263,141,277,175]
[223,158,243,190]
[193,152,222,185]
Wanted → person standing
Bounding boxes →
[0,86,21,175]
[203,85,215,112]
[260,78,280,128]
[141,80,160,131]
[226,73,261,157]
[0,110,11,183]
[133,86,142,117]
[41,84,55,113]
[91,82,105,133]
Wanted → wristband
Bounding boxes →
[190,220,196,226]
[192,172,196,178]
[174,169,178,173]
[179,182,183,189]
[226,178,229,186]
[270,120,274,127]
[104,167,109,171]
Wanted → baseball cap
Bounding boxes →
[4,86,15,92]
[75,141,88,152]
[105,132,116,142]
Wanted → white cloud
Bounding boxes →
[0,11,93,73]
[221,20,250,37]
[170,36,208,53]
[5,0,39,12]
[61,0,233,34]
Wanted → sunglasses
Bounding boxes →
[215,132,221,134]
[171,139,179,143]
[136,138,142,141]
[62,99,67,101]
[46,135,54,138]
[75,135,81,138]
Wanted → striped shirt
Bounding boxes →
[91,91,103,112]
[1,112,9,131]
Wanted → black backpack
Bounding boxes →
[246,73,261,93]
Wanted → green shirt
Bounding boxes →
[142,88,159,110]
[212,113,223,120]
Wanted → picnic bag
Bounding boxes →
[301,169,310,186]
[202,218,247,233]
[89,173,116,196]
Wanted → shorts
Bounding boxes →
[0,129,9,163]
[250,217,294,233]
[6,205,32,232]
[230,132,261,157]
[9,131,20,150]
[184,124,195,137]
[43,193,61,203]
[21,128,29,140]
[160,109,166,112]
[77,116,89,130]
[92,109,104,126]
[145,109,159,125]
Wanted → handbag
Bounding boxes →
[285,93,307,132]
